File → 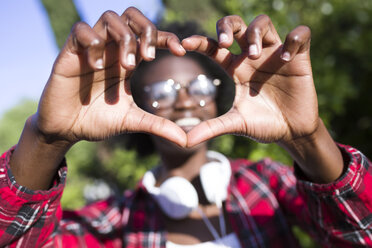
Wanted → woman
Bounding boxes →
[1,7,371,247]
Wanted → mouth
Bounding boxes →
[175,117,201,132]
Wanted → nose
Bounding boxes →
[173,88,197,110]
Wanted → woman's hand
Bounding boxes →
[183,15,344,183]
[182,15,317,146]
[36,7,187,146]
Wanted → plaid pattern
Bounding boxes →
[0,144,371,247]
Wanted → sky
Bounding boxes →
[0,0,164,118]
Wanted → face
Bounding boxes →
[140,55,218,133]
[137,55,218,154]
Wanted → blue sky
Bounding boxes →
[0,0,163,118]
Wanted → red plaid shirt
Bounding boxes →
[0,144,371,247]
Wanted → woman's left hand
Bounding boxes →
[182,15,318,147]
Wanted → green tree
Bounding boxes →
[0,100,37,153]
[41,0,80,48]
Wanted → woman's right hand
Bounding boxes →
[36,7,187,146]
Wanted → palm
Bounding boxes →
[226,47,317,142]
[39,53,135,141]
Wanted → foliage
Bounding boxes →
[292,226,319,248]
[41,0,80,48]
[62,140,98,208]
[64,140,159,204]
[0,99,37,153]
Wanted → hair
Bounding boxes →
[109,21,234,157]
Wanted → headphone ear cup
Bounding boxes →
[200,161,230,205]
[157,177,199,219]
[142,151,230,219]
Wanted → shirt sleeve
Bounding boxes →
[0,148,124,248]
[295,144,372,246]
[0,147,66,247]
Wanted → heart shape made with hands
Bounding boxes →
[44,8,314,150]
[129,49,235,148]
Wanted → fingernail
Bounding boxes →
[95,58,104,69]
[179,45,186,54]
[127,53,136,66]
[147,46,155,59]
[219,33,228,43]
[281,51,291,61]
[249,44,258,56]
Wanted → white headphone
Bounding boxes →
[143,151,231,220]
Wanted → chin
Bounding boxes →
[152,135,206,155]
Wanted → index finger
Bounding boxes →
[157,31,186,56]
[182,35,233,70]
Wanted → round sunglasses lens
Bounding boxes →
[149,80,177,108]
[189,77,216,97]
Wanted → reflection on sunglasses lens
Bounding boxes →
[146,75,219,109]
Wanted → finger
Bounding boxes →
[216,15,248,50]
[121,7,157,61]
[182,35,233,70]
[65,21,105,70]
[157,31,186,56]
[186,111,245,147]
[127,107,187,147]
[245,15,281,59]
[93,10,138,69]
[280,25,311,62]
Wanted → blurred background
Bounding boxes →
[0,0,371,247]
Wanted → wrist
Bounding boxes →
[278,118,321,152]
[9,115,72,190]
[31,113,76,146]
[278,118,344,183]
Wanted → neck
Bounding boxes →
[156,143,209,184]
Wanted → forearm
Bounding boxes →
[278,118,344,183]
[9,115,72,190]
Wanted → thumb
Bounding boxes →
[126,107,187,147]
[186,111,245,147]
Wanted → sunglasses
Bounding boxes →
[144,74,221,109]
